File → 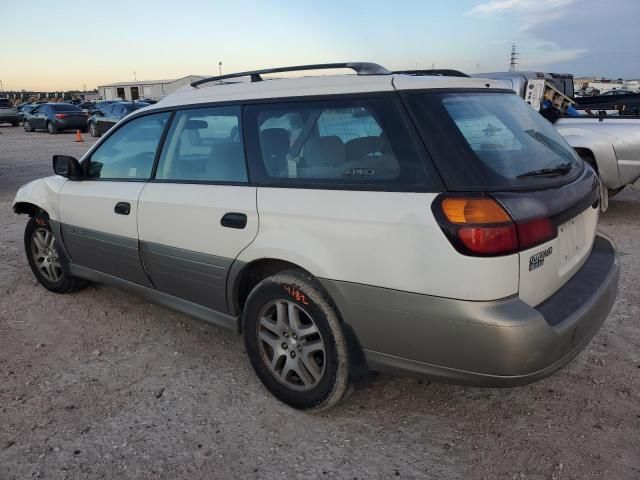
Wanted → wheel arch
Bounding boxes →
[13,202,48,217]
[227,257,368,374]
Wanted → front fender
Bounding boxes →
[12,176,67,220]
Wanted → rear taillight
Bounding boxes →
[433,195,557,257]
[55,113,67,119]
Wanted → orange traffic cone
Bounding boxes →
[75,130,84,142]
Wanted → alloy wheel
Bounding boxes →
[31,227,63,282]
[257,300,326,391]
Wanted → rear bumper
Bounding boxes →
[0,114,19,123]
[320,234,619,386]
[54,118,87,130]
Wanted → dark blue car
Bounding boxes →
[88,101,149,137]
[23,103,88,134]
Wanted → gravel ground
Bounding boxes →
[0,125,639,480]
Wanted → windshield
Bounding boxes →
[408,91,583,191]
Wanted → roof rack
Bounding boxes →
[393,69,470,78]
[191,62,391,88]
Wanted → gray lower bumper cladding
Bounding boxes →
[321,235,619,386]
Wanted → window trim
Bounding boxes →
[78,90,450,191]
[241,93,444,192]
[81,110,174,182]
[150,105,249,185]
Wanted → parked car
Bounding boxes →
[78,101,95,115]
[475,71,640,206]
[87,101,149,137]
[23,103,88,134]
[17,103,38,122]
[89,100,120,115]
[0,98,20,126]
[12,63,619,411]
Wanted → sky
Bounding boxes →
[0,0,638,91]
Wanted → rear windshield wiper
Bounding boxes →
[517,163,573,178]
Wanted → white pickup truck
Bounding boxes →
[475,71,640,209]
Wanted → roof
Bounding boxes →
[97,75,205,88]
[147,73,506,110]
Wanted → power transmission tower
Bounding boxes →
[509,43,519,72]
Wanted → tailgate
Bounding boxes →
[518,205,599,306]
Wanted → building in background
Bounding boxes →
[97,75,205,101]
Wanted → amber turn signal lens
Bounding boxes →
[441,198,511,224]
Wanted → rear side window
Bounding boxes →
[408,92,583,190]
[155,106,247,183]
[244,97,437,188]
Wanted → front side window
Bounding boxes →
[155,106,246,183]
[245,97,435,187]
[87,112,170,180]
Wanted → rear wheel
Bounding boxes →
[23,120,33,132]
[12,120,19,127]
[89,122,99,137]
[47,121,57,134]
[24,215,86,294]
[242,270,350,411]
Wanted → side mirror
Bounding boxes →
[53,155,83,180]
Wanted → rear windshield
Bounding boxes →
[0,99,13,108]
[408,92,583,190]
[52,104,82,112]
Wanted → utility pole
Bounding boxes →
[509,43,519,72]
[218,62,223,76]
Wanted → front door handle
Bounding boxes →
[114,202,131,215]
[221,212,247,229]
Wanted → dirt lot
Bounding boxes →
[0,125,639,480]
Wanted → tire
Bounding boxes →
[89,122,100,137]
[24,215,87,294]
[242,270,350,411]
[23,120,33,132]
[12,120,19,127]
[47,121,57,134]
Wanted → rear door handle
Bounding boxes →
[221,212,247,229]
[114,202,131,215]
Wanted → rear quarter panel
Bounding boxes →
[240,188,519,301]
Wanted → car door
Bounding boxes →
[106,104,122,130]
[137,105,258,313]
[58,111,172,286]
[30,105,47,129]
[97,104,114,135]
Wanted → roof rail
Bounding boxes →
[191,62,391,88]
[393,69,470,78]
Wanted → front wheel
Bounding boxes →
[24,215,86,293]
[12,120,19,127]
[242,270,350,411]
[23,120,33,132]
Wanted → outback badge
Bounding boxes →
[529,247,553,271]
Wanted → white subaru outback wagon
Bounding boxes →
[13,63,620,411]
